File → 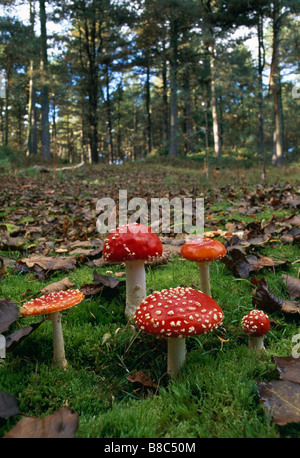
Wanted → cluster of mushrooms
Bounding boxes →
[19,222,270,376]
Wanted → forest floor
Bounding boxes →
[0,157,300,439]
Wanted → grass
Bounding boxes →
[1,255,299,438]
[0,158,300,438]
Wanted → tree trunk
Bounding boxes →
[116,82,123,163]
[209,40,221,158]
[27,0,37,156]
[183,63,193,155]
[257,10,265,175]
[145,60,152,154]
[162,40,169,149]
[83,9,99,165]
[169,5,178,157]
[105,65,114,164]
[4,72,10,146]
[270,0,284,166]
[40,0,50,161]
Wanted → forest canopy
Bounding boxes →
[0,0,299,167]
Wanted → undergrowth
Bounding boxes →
[0,161,299,438]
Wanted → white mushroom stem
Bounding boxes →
[196,261,211,296]
[248,335,266,351]
[50,311,67,367]
[125,260,147,318]
[167,337,186,378]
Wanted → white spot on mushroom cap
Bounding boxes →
[134,286,223,338]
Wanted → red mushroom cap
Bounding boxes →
[102,223,162,263]
[241,310,270,337]
[134,287,224,339]
[180,237,226,262]
[20,289,85,317]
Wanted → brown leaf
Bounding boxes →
[253,277,300,316]
[93,270,120,289]
[252,277,283,313]
[39,277,75,295]
[80,270,123,296]
[127,370,157,388]
[145,251,173,267]
[0,257,7,279]
[6,322,44,353]
[4,407,78,438]
[221,248,256,278]
[0,298,19,333]
[282,274,300,299]
[15,255,77,281]
[272,356,300,384]
[257,379,300,426]
[0,391,19,418]
[0,228,25,251]
[17,255,77,271]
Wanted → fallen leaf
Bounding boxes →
[222,248,289,278]
[4,407,78,438]
[257,379,300,426]
[93,270,120,289]
[0,228,25,251]
[252,277,300,316]
[272,356,300,384]
[145,251,173,267]
[0,257,7,279]
[17,255,77,271]
[6,322,44,353]
[80,270,123,296]
[15,255,77,281]
[0,298,19,333]
[127,370,158,388]
[282,274,300,299]
[0,392,19,419]
[39,277,75,295]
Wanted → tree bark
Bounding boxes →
[40,0,50,161]
[183,63,193,155]
[270,0,285,166]
[105,65,114,164]
[162,40,169,149]
[169,5,178,157]
[4,71,10,146]
[209,40,221,158]
[257,10,265,175]
[26,0,37,156]
[145,60,152,154]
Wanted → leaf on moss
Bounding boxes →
[0,391,19,419]
[252,277,300,315]
[4,407,78,438]
[257,379,300,425]
[0,298,18,333]
[127,370,158,388]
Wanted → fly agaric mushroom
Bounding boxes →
[102,223,162,318]
[180,238,226,297]
[20,289,85,367]
[134,287,224,377]
[241,309,270,351]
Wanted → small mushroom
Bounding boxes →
[20,289,85,367]
[180,238,226,296]
[241,309,270,351]
[102,223,162,318]
[134,286,224,377]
